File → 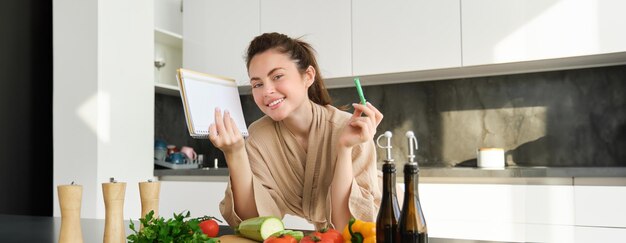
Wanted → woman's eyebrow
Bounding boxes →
[267,67,285,76]
[250,67,286,82]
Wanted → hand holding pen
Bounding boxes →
[338,78,383,148]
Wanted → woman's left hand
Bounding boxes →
[338,102,383,148]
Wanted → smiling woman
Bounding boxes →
[248,48,315,122]
[206,32,384,231]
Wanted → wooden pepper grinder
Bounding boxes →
[139,179,161,227]
[103,177,126,243]
[58,182,84,243]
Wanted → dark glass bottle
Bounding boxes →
[398,131,428,243]
[376,162,401,243]
[376,131,401,242]
[376,163,400,243]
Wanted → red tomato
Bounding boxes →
[300,234,322,243]
[301,235,334,243]
[312,228,343,243]
[198,219,219,237]
[264,234,298,243]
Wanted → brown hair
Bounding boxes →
[245,32,332,106]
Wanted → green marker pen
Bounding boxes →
[354,78,366,105]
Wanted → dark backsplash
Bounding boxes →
[156,65,626,167]
[154,94,227,168]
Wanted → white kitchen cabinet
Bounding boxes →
[158,180,315,230]
[261,0,352,79]
[462,0,626,66]
[154,0,182,36]
[352,0,462,76]
[421,183,575,227]
[154,0,183,92]
[183,0,260,85]
[574,185,626,228]
[574,226,626,243]
[159,181,228,221]
[154,29,183,89]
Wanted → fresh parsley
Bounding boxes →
[127,210,220,243]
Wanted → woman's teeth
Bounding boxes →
[269,98,284,106]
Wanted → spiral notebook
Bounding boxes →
[176,68,248,138]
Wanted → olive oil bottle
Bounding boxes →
[398,131,428,243]
[376,131,401,243]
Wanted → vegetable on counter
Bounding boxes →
[263,233,298,243]
[300,228,343,243]
[342,218,376,243]
[236,216,285,242]
[197,216,223,238]
[269,229,305,241]
[127,210,220,243]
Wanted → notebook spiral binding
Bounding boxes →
[193,130,249,138]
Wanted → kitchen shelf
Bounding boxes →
[154,160,199,169]
[155,83,180,96]
[154,28,182,48]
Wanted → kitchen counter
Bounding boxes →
[426,166,626,177]
[154,166,626,182]
[155,167,230,176]
[0,214,511,243]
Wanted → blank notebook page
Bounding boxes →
[177,69,248,138]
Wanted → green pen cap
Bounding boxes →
[354,78,366,105]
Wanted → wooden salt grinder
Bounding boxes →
[139,180,161,228]
[58,182,84,243]
[103,178,126,243]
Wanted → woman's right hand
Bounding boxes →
[208,108,245,154]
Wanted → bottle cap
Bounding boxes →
[376,131,394,163]
[406,131,419,163]
[404,162,419,174]
[382,162,397,173]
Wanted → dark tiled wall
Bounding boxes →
[154,94,227,167]
[156,65,626,167]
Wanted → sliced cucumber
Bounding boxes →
[237,216,285,241]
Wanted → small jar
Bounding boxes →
[166,145,177,156]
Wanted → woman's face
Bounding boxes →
[248,49,314,121]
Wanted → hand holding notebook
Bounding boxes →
[176,69,248,138]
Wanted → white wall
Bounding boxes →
[53,0,154,219]
[53,0,99,218]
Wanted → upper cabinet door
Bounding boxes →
[155,0,183,35]
[183,0,260,85]
[261,0,352,79]
[352,0,462,76]
[462,0,626,66]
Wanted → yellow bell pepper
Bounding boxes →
[342,218,376,243]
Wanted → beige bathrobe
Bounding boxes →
[220,101,381,230]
